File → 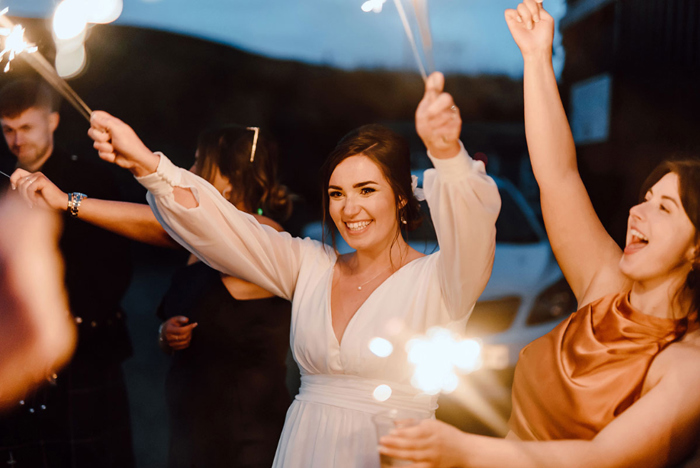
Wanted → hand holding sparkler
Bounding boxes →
[10,169,68,211]
[88,111,159,177]
[505,0,554,58]
[415,72,461,160]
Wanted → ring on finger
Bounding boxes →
[450,105,458,112]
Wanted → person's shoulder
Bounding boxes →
[674,329,700,357]
[652,331,700,382]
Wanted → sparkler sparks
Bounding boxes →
[361,0,387,13]
[0,9,38,73]
[0,13,93,122]
[406,327,482,395]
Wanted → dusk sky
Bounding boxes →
[5,0,566,77]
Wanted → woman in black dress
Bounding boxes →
[157,126,293,468]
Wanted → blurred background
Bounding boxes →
[0,0,699,465]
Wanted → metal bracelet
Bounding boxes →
[67,192,88,218]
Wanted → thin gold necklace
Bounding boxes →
[355,266,391,291]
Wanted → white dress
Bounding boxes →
[137,146,501,467]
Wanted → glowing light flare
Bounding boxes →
[373,384,393,402]
[0,17,38,73]
[405,327,482,395]
[369,337,394,358]
[55,44,86,79]
[87,0,123,24]
[361,0,387,13]
[453,339,482,371]
[53,0,88,41]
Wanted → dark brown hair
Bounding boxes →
[640,158,700,323]
[320,124,422,251]
[0,79,60,118]
[195,125,292,222]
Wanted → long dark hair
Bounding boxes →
[320,124,422,252]
[194,125,292,222]
[640,159,700,324]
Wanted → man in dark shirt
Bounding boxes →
[0,79,135,468]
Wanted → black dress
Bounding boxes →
[157,262,292,468]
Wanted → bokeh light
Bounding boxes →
[372,384,392,402]
[406,327,482,395]
[53,0,88,41]
[369,337,394,358]
[55,44,86,78]
[361,0,387,14]
[88,0,123,24]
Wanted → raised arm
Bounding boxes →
[10,168,177,248]
[380,345,700,467]
[416,73,501,320]
[88,111,324,300]
[505,0,626,303]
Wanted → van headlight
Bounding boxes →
[526,278,577,326]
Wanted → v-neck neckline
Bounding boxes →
[326,254,425,348]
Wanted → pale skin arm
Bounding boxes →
[0,194,76,408]
[10,168,179,248]
[507,0,627,303]
[379,347,700,468]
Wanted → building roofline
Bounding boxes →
[561,0,615,29]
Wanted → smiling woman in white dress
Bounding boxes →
[87,72,501,468]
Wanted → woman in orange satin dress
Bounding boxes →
[379,1,700,466]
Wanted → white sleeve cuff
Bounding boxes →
[135,152,183,197]
[427,141,482,181]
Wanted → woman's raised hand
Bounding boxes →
[416,72,462,160]
[378,419,468,468]
[505,0,555,58]
[88,111,160,177]
[10,169,67,211]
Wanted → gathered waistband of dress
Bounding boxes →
[295,374,438,415]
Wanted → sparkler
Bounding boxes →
[0,169,11,179]
[362,0,434,82]
[411,0,434,73]
[0,9,37,73]
[392,0,427,81]
[406,327,482,395]
[0,12,92,122]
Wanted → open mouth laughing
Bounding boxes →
[625,227,649,254]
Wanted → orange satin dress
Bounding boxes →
[509,292,686,440]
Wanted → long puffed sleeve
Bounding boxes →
[137,154,331,301]
[423,144,501,320]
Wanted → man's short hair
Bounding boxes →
[0,79,61,118]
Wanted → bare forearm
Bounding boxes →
[523,53,579,190]
[76,199,179,248]
[462,435,616,468]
